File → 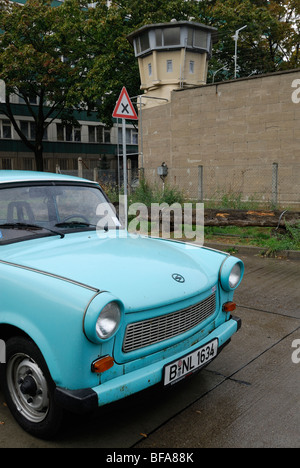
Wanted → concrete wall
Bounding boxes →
[141,69,300,208]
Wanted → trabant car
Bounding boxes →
[0,171,244,438]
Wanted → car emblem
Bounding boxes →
[172,273,185,283]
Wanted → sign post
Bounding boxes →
[112,87,138,229]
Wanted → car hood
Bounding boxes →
[0,232,227,311]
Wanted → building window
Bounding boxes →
[65,125,72,142]
[118,128,138,145]
[194,29,208,49]
[132,130,138,145]
[19,121,47,141]
[154,27,180,48]
[74,126,81,142]
[20,121,29,139]
[189,61,195,74]
[163,27,180,46]
[148,63,152,76]
[186,28,209,51]
[103,127,111,143]
[57,124,81,142]
[1,120,12,139]
[155,29,163,47]
[187,29,194,47]
[135,31,150,54]
[89,125,110,143]
[56,123,64,141]
[167,60,173,73]
[88,126,98,143]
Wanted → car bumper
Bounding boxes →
[55,316,241,414]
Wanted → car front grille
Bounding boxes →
[123,292,216,353]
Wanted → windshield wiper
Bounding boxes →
[55,221,94,228]
[0,223,65,239]
[55,221,109,232]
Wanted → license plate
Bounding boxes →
[163,338,218,386]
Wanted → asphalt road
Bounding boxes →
[0,251,299,448]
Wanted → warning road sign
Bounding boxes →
[112,87,138,120]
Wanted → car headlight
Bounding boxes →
[220,257,244,291]
[96,302,121,340]
[229,263,242,289]
[83,293,123,343]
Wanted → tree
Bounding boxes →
[0,0,298,170]
[194,0,300,81]
[79,0,300,119]
[0,0,89,171]
[77,0,199,126]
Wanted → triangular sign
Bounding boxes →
[112,87,138,120]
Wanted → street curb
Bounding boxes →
[204,242,300,260]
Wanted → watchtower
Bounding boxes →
[127,20,218,108]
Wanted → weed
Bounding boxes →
[129,179,185,206]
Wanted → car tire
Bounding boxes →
[0,336,63,439]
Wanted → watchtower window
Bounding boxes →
[186,28,209,50]
[163,27,180,46]
[155,29,163,47]
[135,32,150,54]
[194,29,207,49]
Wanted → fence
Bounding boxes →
[57,157,139,192]
[57,158,300,209]
[143,163,300,209]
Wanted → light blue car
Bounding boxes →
[0,171,244,438]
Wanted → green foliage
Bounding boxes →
[101,178,185,206]
[130,178,185,206]
[0,0,91,169]
[77,0,198,125]
[199,0,300,80]
[0,0,298,165]
[204,223,300,255]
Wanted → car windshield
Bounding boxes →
[0,182,121,244]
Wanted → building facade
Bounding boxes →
[0,90,139,182]
[0,0,139,182]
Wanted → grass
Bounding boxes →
[204,223,300,255]
[103,178,184,206]
[104,181,299,256]
[203,190,276,211]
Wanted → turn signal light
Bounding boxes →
[91,355,114,374]
[223,302,236,313]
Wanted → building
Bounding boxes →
[0,0,139,182]
[128,22,300,208]
[137,68,300,208]
[127,20,218,108]
[0,93,139,182]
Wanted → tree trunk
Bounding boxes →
[34,145,44,172]
[142,208,299,228]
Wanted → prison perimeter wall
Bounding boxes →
[140,68,300,208]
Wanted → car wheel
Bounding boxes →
[0,336,63,439]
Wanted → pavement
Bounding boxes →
[0,248,299,448]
